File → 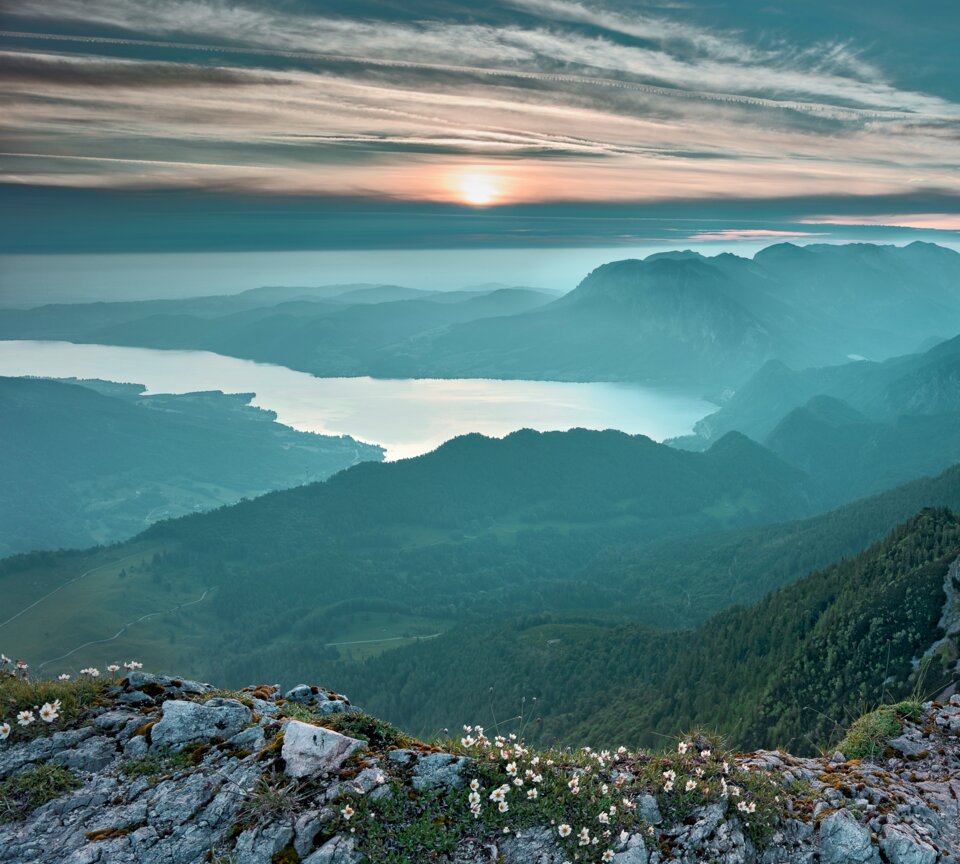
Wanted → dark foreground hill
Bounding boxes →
[339,509,960,754]
[0,376,382,556]
[0,426,819,681]
[0,663,957,863]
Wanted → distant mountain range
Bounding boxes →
[0,376,382,556]
[3,242,958,389]
[672,329,960,501]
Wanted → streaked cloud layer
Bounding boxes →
[0,0,957,249]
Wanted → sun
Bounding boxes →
[457,171,500,206]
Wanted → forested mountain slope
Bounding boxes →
[0,376,382,555]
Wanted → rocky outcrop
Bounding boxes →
[0,672,958,863]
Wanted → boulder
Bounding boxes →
[818,810,881,864]
[282,720,364,779]
[150,698,252,750]
[880,825,938,864]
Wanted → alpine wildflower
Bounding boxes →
[17,710,35,727]
[39,702,59,723]
[0,722,10,740]
[558,824,572,838]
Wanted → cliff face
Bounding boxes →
[1,672,958,864]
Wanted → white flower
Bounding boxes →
[602,852,615,863]
[39,703,59,723]
[498,801,509,813]
[526,788,538,800]
[17,710,35,727]
[469,778,480,791]
[461,736,475,748]
[663,780,674,793]
[512,777,523,787]
[577,827,590,846]
[701,749,712,758]
[468,791,480,806]
[0,722,10,740]
[123,661,143,671]
[685,780,697,792]
[80,667,100,678]
[619,830,629,844]
[57,673,71,681]
[662,770,676,781]
[678,741,688,754]
[340,805,354,820]
[505,761,517,776]
[557,824,572,838]
[15,660,27,670]
[107,664,120,673]
[598,812,610,825]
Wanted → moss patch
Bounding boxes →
[836,701,923,761]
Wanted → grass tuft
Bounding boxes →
[836,701,923,761]
[0,763,82,822]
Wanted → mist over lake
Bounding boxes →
[0,340,714,459]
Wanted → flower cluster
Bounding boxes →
[0,654,29,682]
[2,700,60,741]
[456,727,643,863]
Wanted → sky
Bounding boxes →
[0,0,959,300]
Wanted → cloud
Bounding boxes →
[800,213,960,231]
[686,228,830,242]
[0,0,957,212]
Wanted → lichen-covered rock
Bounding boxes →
[281,719,365,778]
[150,697,251,749]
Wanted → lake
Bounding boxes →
[0,341,714,460]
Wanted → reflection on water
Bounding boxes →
[0,341,714,460]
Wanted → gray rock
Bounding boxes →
[282,720,365,779]
[880,825,938,864]
[386,748,417,766]
[285,684,331,704]
[639,793,662,824]
[819,810,881,864]
[888,736,930,759]
[124,671,213,696]
[411,752,469,790]
[613,834,650,864]
[498,826,566,863]
[150,698,251,750]
[234,822,295,864]
[303,835,362,864]
[226,724,266,752]
[51,735,119,773]
[252,697,281,716]
[123,735,149,759]
[316,700,360,717]
[294,808,334,858]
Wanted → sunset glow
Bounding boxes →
[457,171,501,207]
